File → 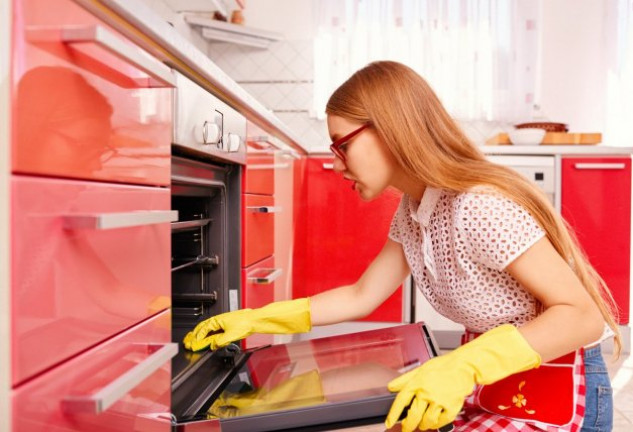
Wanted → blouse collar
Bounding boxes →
[408,187,443,227]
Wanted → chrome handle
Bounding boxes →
[248,163,290,170]
[63,210,178,230]
[322,163,334,170]
[574,163,626,170]
[248,268,283,284]
[63,343,178,414]
[60,25,176,88]
[246,206,282,213]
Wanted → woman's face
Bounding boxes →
[327,115,398,201]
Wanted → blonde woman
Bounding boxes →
[185,61,619,432]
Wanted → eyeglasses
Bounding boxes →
[329,123,370,162]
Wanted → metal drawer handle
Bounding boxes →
[248,268,283,284]
[322,163,334,170]
[63,342,178,414]
[248,163,290,170]
[574,163,626,170]
[60,25,176,88]
[63,210,178,230]
[246,206,282,213]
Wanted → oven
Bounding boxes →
[167,72,443,431]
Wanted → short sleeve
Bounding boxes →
[454,190,546,270]
[388,195,409,243]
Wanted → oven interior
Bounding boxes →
[170,154,243,420]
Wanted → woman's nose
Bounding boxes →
[332,156,345,173]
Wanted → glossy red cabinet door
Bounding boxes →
[242,194,276,267]
[293,157,403,322]
[12,311,173,432]
[561,157,631,324]
[11,175,172,385]
[12,0,172,186]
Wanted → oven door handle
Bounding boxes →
[59,25,176,88]
[63,210,178,230]
[62,342,178,414]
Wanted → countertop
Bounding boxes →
[310,144,633,157]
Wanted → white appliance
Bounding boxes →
[415,154,557,349]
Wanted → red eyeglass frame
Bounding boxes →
[329,123,371,161]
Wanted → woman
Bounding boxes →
[184,61,618,432]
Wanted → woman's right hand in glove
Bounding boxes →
[183,298,312,351]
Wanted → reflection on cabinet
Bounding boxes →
[561,156,632,325]
[293,157,403,322]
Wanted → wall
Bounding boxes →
[208,1,328,149]
[538,0,607,135]
[202,0,614,150]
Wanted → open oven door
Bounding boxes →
[170,322,440,432]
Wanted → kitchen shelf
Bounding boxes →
[184,13,283,49]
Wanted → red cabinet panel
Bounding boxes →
[561,157,631,324]
[242,194,275,267]
[11,175,172,385]
[12,0,172,186]
[12,311,173,432]
[243,140,275,195]
[293,157,403,322]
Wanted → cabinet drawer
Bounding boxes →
[242,194,276,267]
[12,0,173,186]
[11,175,173,385]
[243,141,275,195]
[12,311,174,432]
[242,256,278,348]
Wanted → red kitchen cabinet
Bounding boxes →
[12,0,173,187]
[11,176,172,385]
[293,157,403,322]
[561,157,631,324]
[9,0,175,429]
[12,311,173,432]
[240,125,287,348]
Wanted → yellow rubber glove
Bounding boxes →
[208,369,325,418]
[183,298,312,351]
[385,324,541,432]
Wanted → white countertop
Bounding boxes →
[310,144,633,157]
[479,144,633,155]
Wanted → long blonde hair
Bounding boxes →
[326,60,621,355]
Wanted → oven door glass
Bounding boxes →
[175,323,437,432]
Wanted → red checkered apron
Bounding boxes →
[449,331,586,432]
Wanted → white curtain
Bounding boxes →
[313,0,541,122]
[605,0,633,146]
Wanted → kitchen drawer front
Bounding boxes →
[242,256,278,349]
[243,141,275,195]
[11,175,173,385]
[242,194,276,267]
[561,157,631,324]
[12,0,172,186]
[12,311,174,432]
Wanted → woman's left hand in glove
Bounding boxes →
[385,324,541,432]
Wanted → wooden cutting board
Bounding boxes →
[486,132,602,146]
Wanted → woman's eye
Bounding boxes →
[338,142,349,153]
